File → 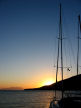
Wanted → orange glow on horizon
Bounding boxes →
[0,69,56,90]
[0,79,55,90]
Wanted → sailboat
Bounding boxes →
[49,3,81,108]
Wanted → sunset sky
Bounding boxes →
[0,0,81,90]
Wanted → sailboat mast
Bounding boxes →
[77,15,80,75]
[55,22,60,98]
[55,3,63,99]
[60,4,63,99]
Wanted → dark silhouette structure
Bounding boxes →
[24,74,81,91]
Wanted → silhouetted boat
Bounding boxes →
[50,97,81,108]
[49,3,81,108]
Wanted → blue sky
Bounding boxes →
[0,0,81,89]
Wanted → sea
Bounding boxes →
[0,90,62,108]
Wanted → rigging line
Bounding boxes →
[56,36,60,81]
[53,37,57,67]
[58,0,62,4]
[67,38,72,68]
[77,15,81,75]
[55,11,61,98]
[59,3,64,99]
[62,12,72,69]
[78,15,81,32]
[55,3,61,98]
[62,11,73,69]
[60,4,72,71]
[67,38,73,76]
[55,34,60,98]
[67,38,76,77]
[67,38,76,67]
[63,40,68,68]
[68,39,75,76]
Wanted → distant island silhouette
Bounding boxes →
[24,74,81,91]
[0,87,23,90]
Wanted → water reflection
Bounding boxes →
[0,90,61,108]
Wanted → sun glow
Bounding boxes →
[43,80,55,86]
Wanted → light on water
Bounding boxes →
[0,90,56,108]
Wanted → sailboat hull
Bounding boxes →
[49,100,59,108]
[49,97,81,108]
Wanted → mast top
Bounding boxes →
[78,15,80,23]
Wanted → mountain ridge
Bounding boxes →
[24,74,81,91]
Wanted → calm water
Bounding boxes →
[0,90,62,108]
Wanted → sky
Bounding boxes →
[0,0,81,89]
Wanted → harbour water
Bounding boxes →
[0,90,62,108]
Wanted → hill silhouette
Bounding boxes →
[24,74,81,91]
